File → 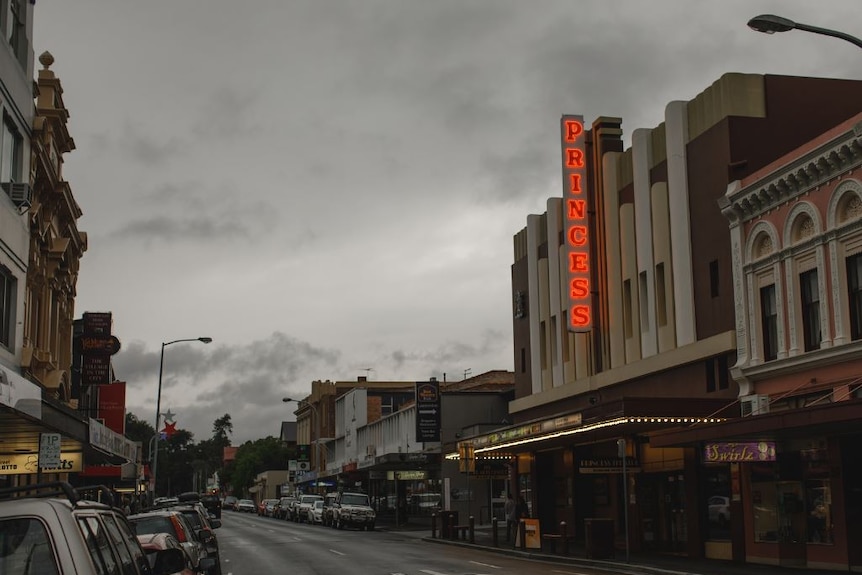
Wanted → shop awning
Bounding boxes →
[455,397,734,456]
[650,398,862,448]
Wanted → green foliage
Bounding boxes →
[222,436,292,496]
[125,412,155,446]
[126,412,237,497]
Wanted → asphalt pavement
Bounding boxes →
[376,517,845,575]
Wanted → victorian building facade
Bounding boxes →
[654,111,862,570]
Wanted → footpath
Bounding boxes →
[376,517,843,575]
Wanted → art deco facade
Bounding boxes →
[474,73,862,569]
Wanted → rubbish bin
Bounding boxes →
[439,510,459,539]
[584,518,614,559]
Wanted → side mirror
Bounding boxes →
[196,528,215,544]
[209,518,222,529]
[152,548,185,575]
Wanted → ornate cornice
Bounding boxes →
[723,121,862,222]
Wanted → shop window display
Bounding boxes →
[704,467,731,540]
[805,479,832,544]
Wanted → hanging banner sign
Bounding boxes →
[560,114,592,332]
[415,380,441,442]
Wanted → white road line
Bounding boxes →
[329,549,346,555]
[470,560,501,569]
[420,570,451,575]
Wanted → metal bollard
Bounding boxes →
[431,512,437,539]
[469,515,475,544]
[492,517,498,547]
[561,521,568,555]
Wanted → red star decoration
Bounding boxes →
[163,421,177,438]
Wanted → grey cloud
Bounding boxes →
[191,85,259,139]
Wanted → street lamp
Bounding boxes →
[151,337,212,500]
[283,397,323,478]
[748,14,862,49]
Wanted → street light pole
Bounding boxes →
[283,397,323,485]
[151,337,212,501]
[748,14,862,49]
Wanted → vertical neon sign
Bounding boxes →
[561,115,591,332]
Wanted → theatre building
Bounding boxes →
[455,73,862,566]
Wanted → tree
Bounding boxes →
[159,428,196,495]
[223,436,291,496]
[212,414,232,444]
[125,412,155,446]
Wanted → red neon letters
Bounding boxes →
[561,115,591,331]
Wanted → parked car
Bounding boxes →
[296,494,323,523]
[263,499,279,517]
[311,500,325,524]
[137,532,197,575]
[275,496,297,520]
[129,509,216,575]
[0,481,184,575]
[236,499,256,513]
[222,496,238,511]
[321,492,338,526]
[331,491,376,531]
[200,494,222,519]
[286,497,301,521]
[167,502,222,575]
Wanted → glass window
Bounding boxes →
[1,117,22,184]
[703,467,731,540]
[805,479,832,544]
[760,284,778,361]
[78,516,118,575]
[751,464,779,543]
[101,515,140,575]
[847,254,862,340]
[800,269,821,351]
[0,266,14,348]
[0,518,60,575]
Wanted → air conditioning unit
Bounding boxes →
[1,182,32,209]
[740,394,770,417]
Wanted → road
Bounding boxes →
[214,511,625,575]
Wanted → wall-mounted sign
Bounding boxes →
[0,452,83,475]
[560,114,592,332]
[39,433,61,469]
[579,457,641,474]
[394,470,428,480]
[704,441,776,463]
[415,380,441,442]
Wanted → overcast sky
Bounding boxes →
[32,1,861,445]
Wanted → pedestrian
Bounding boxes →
[512,494,528,546]
[504,493,516,542]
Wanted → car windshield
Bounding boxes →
[129,516,175,537]
[342,494,369,506]
[179,510,202,529]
